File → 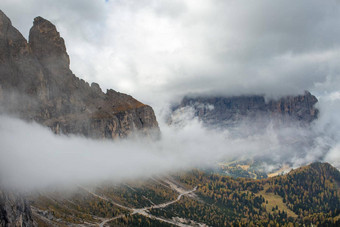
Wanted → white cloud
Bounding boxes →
[2,104,337,191]
[1,0,340,108]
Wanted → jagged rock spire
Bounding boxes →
[0,10,159,139]
[29,16,70,71]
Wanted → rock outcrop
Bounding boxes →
[171,91,318,127]
[0,190,35,227]
[0,10,159,138]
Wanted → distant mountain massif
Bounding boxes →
[170,91,318,128]
[170,92,322,180]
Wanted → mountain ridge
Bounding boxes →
[171,91,318,127]
[0,9,160,227]
[0,10,159,139]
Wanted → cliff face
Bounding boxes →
[0,11,159,138]
[171,91,318,127]
[0,190,35,227]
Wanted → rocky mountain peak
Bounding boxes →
[171,91,319,128]
[0,10,10,28]
[0,11,45,97]
[29,16,70,70]
[0,11,159,139]
[0,10,30,61]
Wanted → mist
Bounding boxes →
[1,90,339,192]
[313,93,340,169]
[0,114,238,191]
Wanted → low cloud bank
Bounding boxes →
[1,92,339,192]
[0,114,245,191]
[314,93,340,169]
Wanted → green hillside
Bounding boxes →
[31,162,340,226]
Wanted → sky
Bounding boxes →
[0,0,340,190]
[1,0,340,109]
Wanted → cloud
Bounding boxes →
[0,108,332,192]
[1,0,340,108]
[0,115,224,190]
[313,92,340,169]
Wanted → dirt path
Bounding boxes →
[33,181,200,227]
[83,183,197,227]
[78,185,133,212]
[99,214,126,227]
[132,186,197,213]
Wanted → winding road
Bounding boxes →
[78,183,198,227]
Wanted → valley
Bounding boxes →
[29,163,340,226]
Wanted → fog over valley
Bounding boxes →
[0,97,339,191]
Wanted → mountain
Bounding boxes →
[29,162,340,226]
[170,92,321,179]
[0,10,159,139]
[0,190,35,227]
[0,10,160,227]
[1,10,337,227]
[170,91,318,127]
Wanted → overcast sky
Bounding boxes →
[1,1,340,189]
[1,0,340,109]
